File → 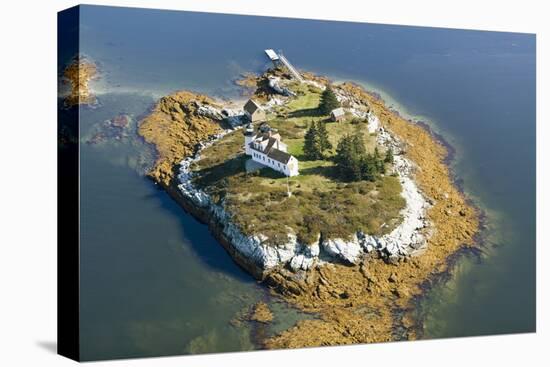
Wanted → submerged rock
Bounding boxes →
[85,114,132,145]
[249,302,273,323]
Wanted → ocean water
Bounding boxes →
[69,5,535,360]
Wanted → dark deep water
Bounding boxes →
[69,5,535,360]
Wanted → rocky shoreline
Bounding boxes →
[138,71,479,347]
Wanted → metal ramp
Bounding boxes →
[278,52,303,82]
[264,49,303,82]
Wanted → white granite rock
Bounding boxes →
[358,232,378,253]
[196,104,224,120]
[367,112,380,133]
[371,126,430,257]
[275,232,299,264]
[268,77,296,97]
[322,235,363,264]
[305,242,320,257]
[290,254,315,271]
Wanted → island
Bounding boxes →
[137,51,479,347]
[60,55,99,108]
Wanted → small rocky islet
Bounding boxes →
[136,66,479,347]
[60,55,100,108]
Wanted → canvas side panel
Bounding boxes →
[57,5,80,362]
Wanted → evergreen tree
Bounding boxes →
[373,147,385,174]
[334,134,351,166]
[303,122,322,160]
[335,133,365,181]
[335,134,356,180]
[352,130,367,156]
[351,160,363,181]
[335,131,387,182]
[378,158,386,174]
[384,148,394,164]
[319,85,341,115]
[316,121,332,153]
[360,154,377,182]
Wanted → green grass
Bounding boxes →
[191,88,405,246]
[192,130,244,170]
[286,88,320,111]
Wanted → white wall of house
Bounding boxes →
[249,150,298,177]
[286,157,299,176]
[244,134,298,177]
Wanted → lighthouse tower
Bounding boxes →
[243,123,256,155]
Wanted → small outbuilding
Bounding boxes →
[244,99,266,123]
[330,107,346,122]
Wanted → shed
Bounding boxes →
[330,107,346,122]
[244,99,266,123]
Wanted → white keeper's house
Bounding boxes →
[243,123,299,177]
